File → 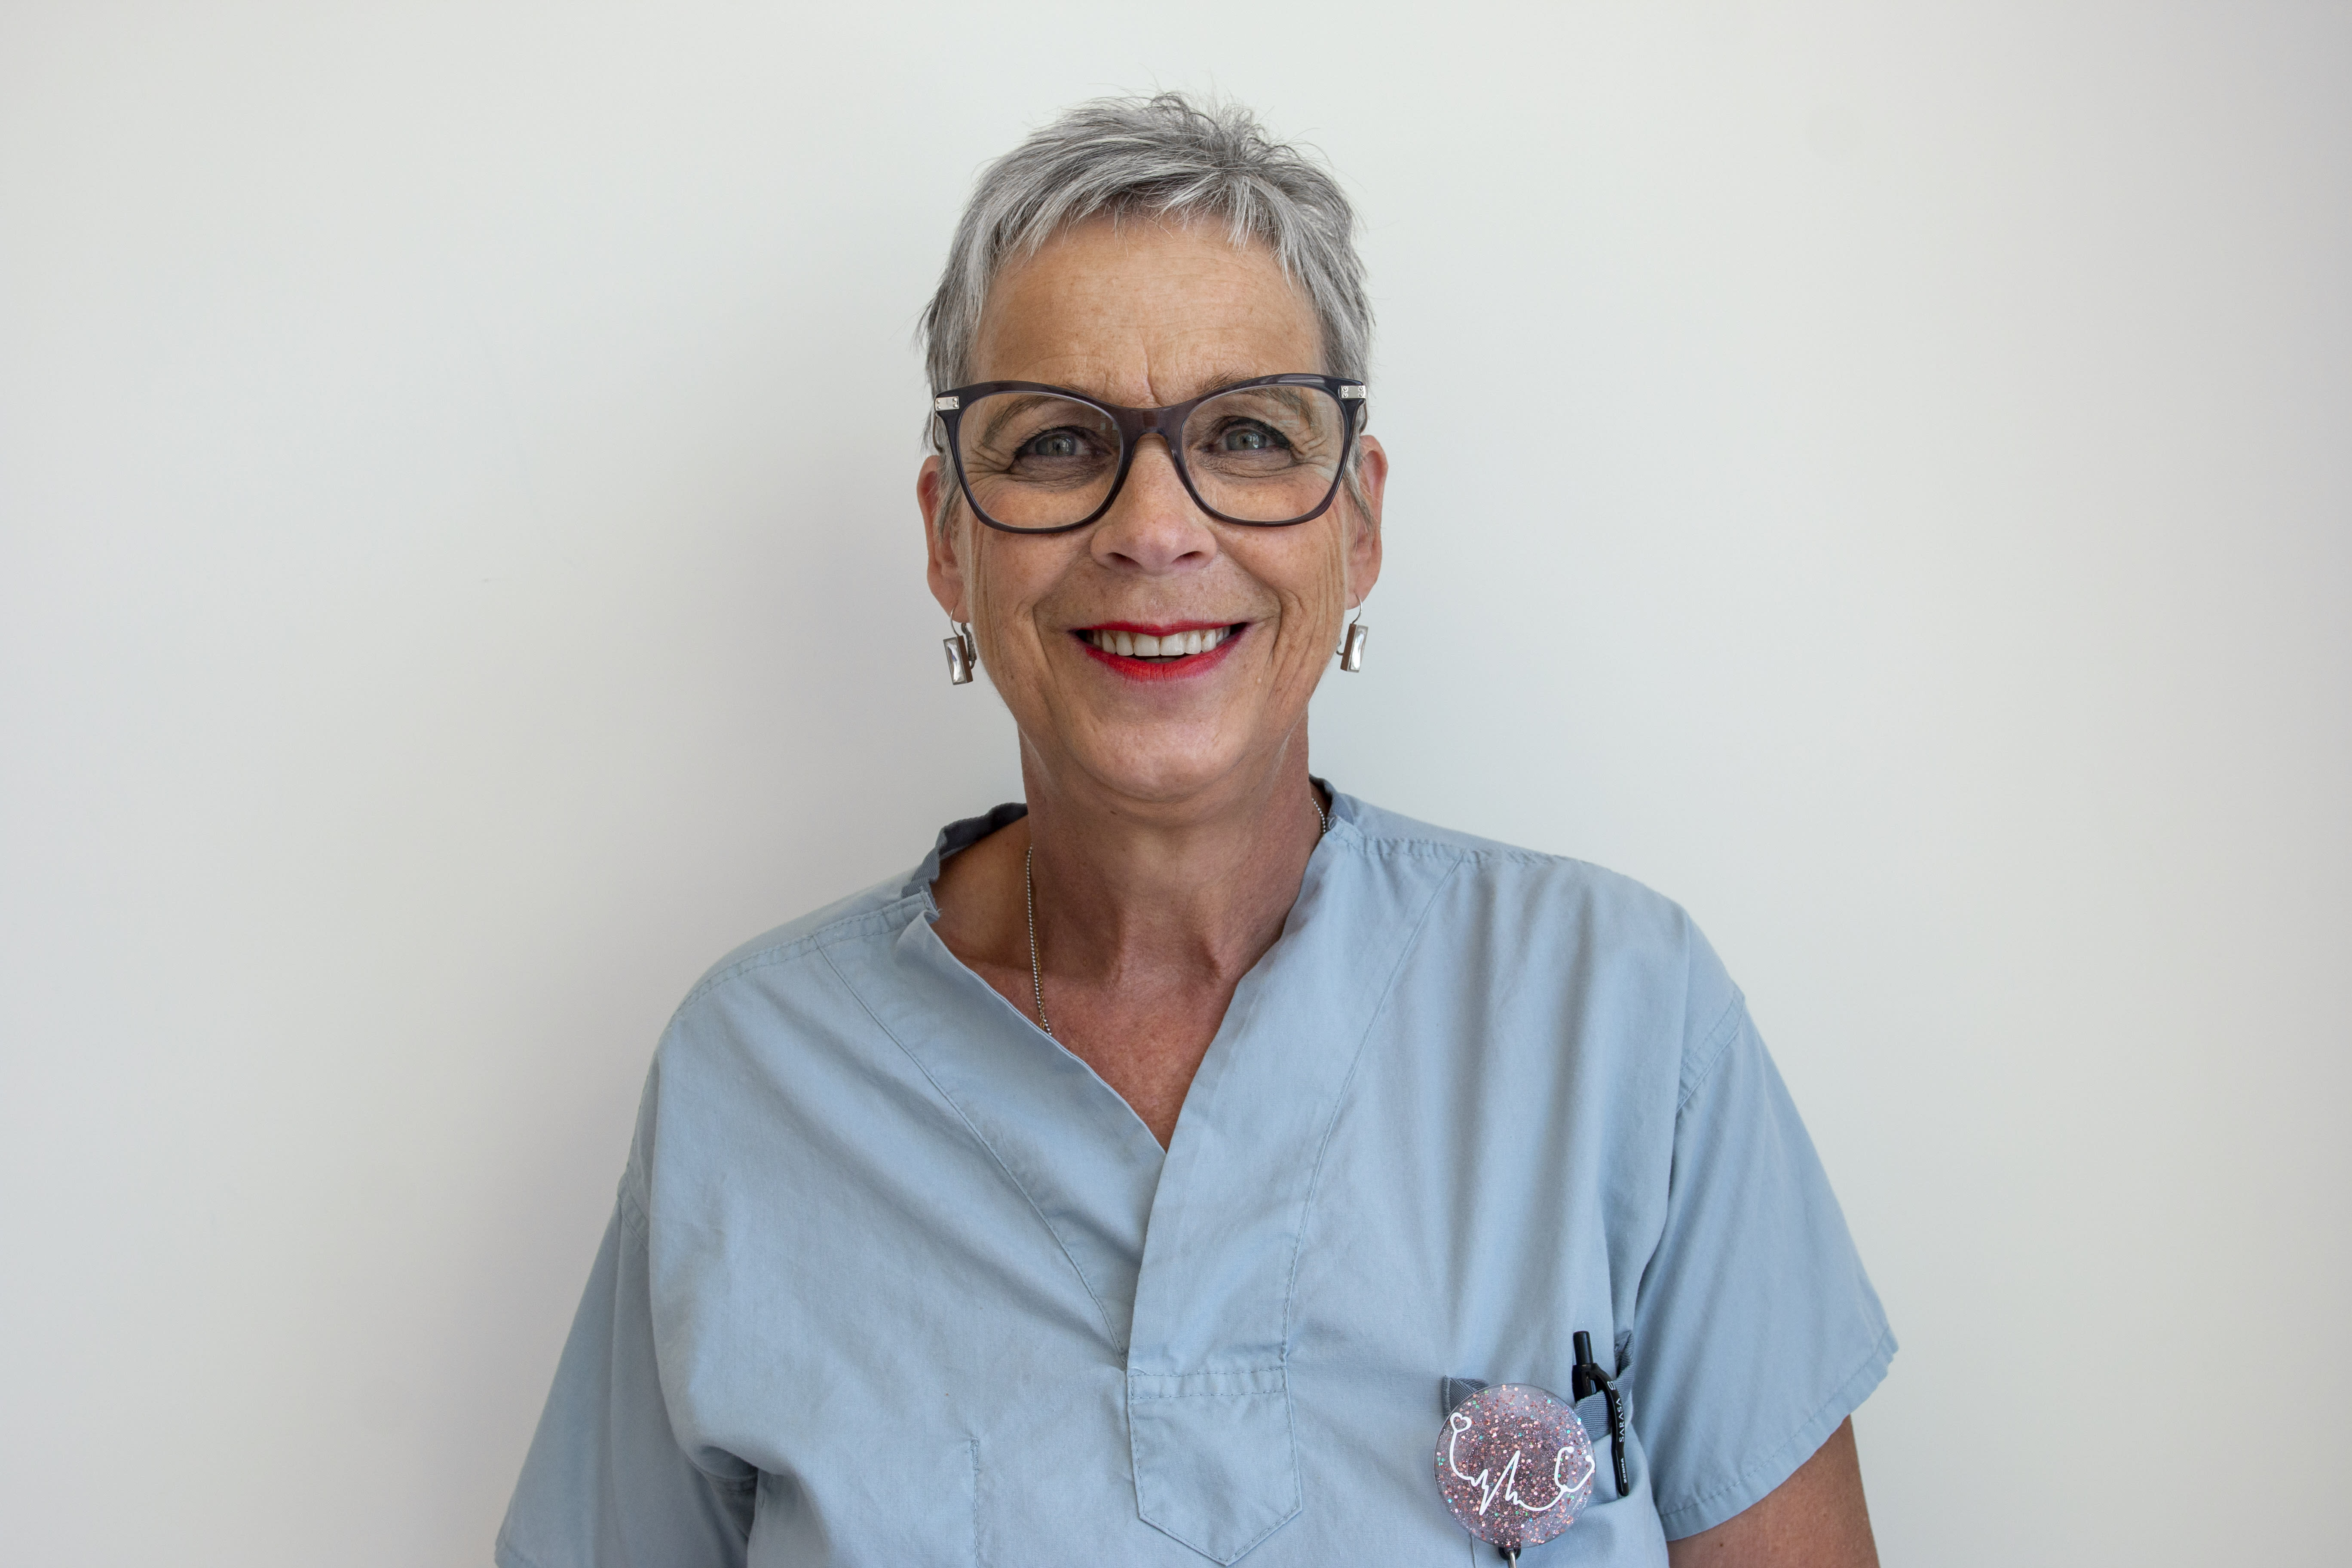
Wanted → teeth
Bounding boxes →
[1087,626,1231,657]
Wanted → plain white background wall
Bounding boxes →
[3,3,2345,1562]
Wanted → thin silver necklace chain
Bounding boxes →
[1023,789,1328,1039]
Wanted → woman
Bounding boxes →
[500,94,1891,1568]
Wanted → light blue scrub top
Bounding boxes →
[499,793,1893,1567]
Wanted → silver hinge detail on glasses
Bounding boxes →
[1338,384,1369,399]
[933,395,961,411]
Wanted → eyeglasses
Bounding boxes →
[931,373,1369,535]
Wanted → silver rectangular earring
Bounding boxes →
[943,622,977,685]
[1338,618,1369,672]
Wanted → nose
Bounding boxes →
[1089,435,1217,575]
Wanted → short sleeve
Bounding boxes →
[1630,993,1896,1540]
[496,1186,756,1568]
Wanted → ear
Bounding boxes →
[918,455,970,622]
[1344,434,1387,610]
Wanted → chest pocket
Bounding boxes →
[1127,1368,1301,1564]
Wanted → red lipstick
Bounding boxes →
[1072,621,1247,683]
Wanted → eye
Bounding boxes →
[1214,421,1287,453]
[1021,428,1090,460]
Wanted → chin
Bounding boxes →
[1072,726,1257,805]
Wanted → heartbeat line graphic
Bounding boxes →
[1446,1409,1593,1516]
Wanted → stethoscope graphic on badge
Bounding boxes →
[1433,1333,1630,1563]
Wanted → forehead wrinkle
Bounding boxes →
[1009,338,1318,410]
[972,223,1320,405]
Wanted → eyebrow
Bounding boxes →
[1025,368,1315,411]
[973,392,1113,450]
[1167,367,1299,405]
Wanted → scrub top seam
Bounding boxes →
[1676,989,1750,1113]
[1653,1320,1898,1539]
[811,937,1128,1350]
[672,901,925,1015]
[968,1438,982,1566]
[491,1525,551,1568]
[1348,836,1559,869]
[1346,827,1619,881]
[1126,1367,1288,1394]
[595,1176,764,1497]
[614,1173,649,1240]
[1279,846,1472,1353]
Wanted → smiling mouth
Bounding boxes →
[1076,624,1241,661]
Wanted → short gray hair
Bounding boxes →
[919,92,1374,412]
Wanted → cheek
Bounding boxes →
[1270,542,1350,642]
[966,536,1021,621]
[965,542,1069,665]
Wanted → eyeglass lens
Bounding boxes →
[954,384,1348,530]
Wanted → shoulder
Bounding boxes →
[1338,794,1692,939]
[1335,794,1747,1080]
[622,865,938,1193]
[671,870,925,1019]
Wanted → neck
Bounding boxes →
[924,734,1329,1145]
[1018,740,1326,989]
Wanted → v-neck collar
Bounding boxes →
[831,802,1165,1351]
[827,792,1463,1562]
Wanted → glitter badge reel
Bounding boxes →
[1435,1383,1597,1562]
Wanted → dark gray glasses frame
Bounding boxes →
[931,373,1370,535]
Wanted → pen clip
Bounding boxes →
[1569,1331,1631,1501]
